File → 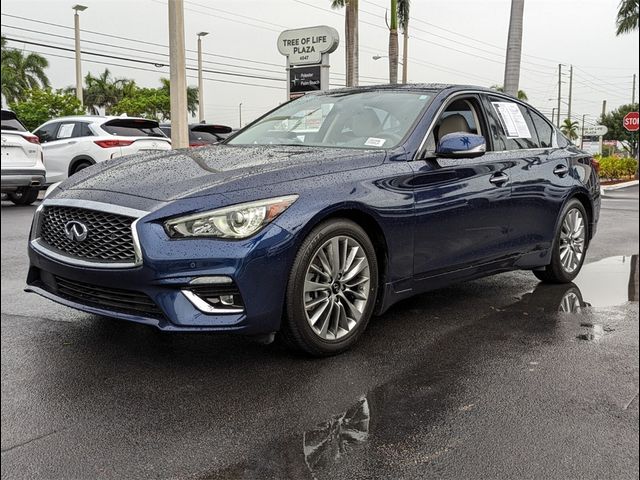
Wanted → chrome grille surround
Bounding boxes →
[30,199,147,269]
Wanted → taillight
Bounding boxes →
[24,135,40,144]
[189,143,207,148]
[94,139,135,148]
[590,157,600,173]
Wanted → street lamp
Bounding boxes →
[72,4,87,105]
[581,114,587,149]
[372,55,403,65]
[238,102,243,129]
[196,32,209,123]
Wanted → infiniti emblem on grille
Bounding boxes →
[64,221,89,242]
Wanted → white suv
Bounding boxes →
[1,109,46,205]
[33,116,172,185]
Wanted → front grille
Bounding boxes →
[53,275,163,318]
[39,206,136,263]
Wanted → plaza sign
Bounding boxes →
[582,125,608,137]
[277,26,339,66]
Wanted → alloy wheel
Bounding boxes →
[303,235,371,341]
[559,208,586,274]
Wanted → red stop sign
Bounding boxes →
[623,111,639,131]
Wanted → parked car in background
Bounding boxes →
[1,109,45,205]
[33,116,172,185]
[26,85,600,356]
[160,123,233,147]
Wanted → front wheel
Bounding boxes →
[534,199,588,283]
[281,219,379,356]
[8,187,39,206]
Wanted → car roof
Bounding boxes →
[314,83,508,97]
[41,115,155,124]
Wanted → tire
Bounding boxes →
[8,188,39,206]
[71,161,92,175]
[534,199,588,284]
[281,219,379,356]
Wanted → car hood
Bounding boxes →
[60,145,387,202]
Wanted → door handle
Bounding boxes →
[489,172,509,185]
[66,140,77,145]
[553,164,569,177]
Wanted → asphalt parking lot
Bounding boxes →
[1,186,638,480]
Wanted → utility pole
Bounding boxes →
[633,74,636,104]
[580,113,586,149]
[551,107,557,125]
[557,64,562,128]
[600,100,606,155]
[197,32,208,123]
[238,102,242,129]
[168,0,189,148]
[567,65,573,121]
[72,4,87,105]
[503,0,525,97]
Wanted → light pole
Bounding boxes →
[196,32,208,123]
[580,113,587,149]
[238,103,242,129]
[168,0,189,149]
[72,4,87,105]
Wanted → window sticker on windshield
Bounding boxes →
[364,137,386,147]
[57,124,74,139]
[491,102,531,138]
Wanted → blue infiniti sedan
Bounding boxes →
[25,85,600,356]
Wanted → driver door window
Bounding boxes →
[422,97,484,157]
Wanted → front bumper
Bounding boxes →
[1,169,46,191]
[25,210,298,334]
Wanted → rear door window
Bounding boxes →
[1,111,27,132]
[101,119,165,137]
[528,110,555,148]
[34,122,60,143]
[485,96,540,150]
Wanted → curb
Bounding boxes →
[601,180,639,196]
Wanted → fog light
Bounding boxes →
[181,282,244,314]
[219,295,235,306]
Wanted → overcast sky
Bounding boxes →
[2,0,638,127]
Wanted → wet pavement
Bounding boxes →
[1,186,638,480]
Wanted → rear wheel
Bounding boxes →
[281,219,379,356]
[534,199,588,283]
[7,187,39,206]
[71,161,92,175]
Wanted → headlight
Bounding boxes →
[165,195,298,239]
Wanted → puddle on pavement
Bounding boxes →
[202,256,639,479]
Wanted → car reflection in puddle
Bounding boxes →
[297,255,639,478]
[203,256,638,480]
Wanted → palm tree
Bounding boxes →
[491,84,529,101]
[616,0,639,35]
[560,118,579,140]
[398,0,410,84]
[503,0,525,97]
[83,69,129,115]
[331,0,359,86]
[1,36,50,104]
[159,78,198,117]
[388,0,399,84]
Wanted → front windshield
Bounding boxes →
[228,90,432,150]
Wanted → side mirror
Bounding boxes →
[436,132,486,159]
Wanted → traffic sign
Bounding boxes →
[623,111,639,132]
[582,125,608,136]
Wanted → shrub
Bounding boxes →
[596,155,638,181]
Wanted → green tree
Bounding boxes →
[331,0,359,86]
[159,78,198,117]
[1,36,50,104]
[111,87,170,121]
[560,118,580,140]
[8,89,84,131]
[616,0,639,35]
[84,69,136,115]
[490,85,529,101]
[601,103,639,157]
